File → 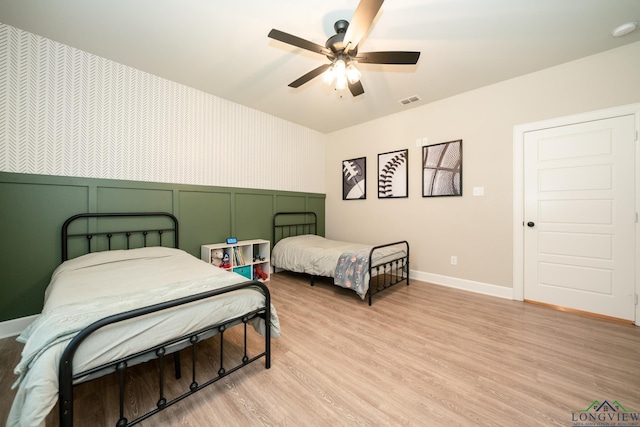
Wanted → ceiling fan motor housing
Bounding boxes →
[326,20,358,59]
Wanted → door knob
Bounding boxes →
[527,221,535,227]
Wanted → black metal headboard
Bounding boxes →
[62,212,179,262]
[273,212,318,245]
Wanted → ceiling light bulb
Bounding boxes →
[323,66,335,85]
[334,59,346,77]
[335,74,347,90]
[346,63,361,84]
[612,21,638,37]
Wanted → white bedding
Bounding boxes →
[271,234,406,297]
[8,247,280,427]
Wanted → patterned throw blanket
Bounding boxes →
[334,250,370,298]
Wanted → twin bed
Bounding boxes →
[9,211,408,426]
[271,212,409,305]
[9,212,279,427]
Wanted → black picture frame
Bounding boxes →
[378,149,408,198]
[422,139,462,197]
[342,157,366,200]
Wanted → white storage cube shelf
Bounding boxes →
[200,239,270,282]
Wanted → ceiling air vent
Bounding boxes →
[399,95,421,106]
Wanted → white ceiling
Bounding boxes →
[1,0,639,133]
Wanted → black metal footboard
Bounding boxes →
[366,241,410,306]
[58,281,271,427]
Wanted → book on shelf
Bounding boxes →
[233,246,245,266]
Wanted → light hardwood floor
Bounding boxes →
[2,273,640,426]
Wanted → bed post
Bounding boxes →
[260,281,272,369]
[59,359,74,427]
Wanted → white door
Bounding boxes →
[523,115,636,320]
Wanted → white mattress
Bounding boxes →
[8,247,280,427]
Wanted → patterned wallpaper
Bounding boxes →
[0,23,326,193]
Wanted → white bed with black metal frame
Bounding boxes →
[271,212,409,305]
[8,212,280,427]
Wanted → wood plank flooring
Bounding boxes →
[2,273,639,426]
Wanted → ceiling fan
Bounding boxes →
[268,0,420,97]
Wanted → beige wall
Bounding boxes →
[325,41,640,292]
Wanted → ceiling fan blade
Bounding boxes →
[343,0,384,53]
[348,80,365,97]
[288,64,332,88]
[356,51,420,65]
[268,29,333,56]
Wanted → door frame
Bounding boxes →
[513,103,640,324]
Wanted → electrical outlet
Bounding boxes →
[451,256,457,265]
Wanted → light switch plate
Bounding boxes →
[473,186,484,196]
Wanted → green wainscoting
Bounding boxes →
[0,172,325,322]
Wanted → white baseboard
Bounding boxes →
[0,314,38,339]
[409,270,514,300]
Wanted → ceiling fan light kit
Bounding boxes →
[323,58,362,89]
[346,62,362,84]
[267,0,420,97]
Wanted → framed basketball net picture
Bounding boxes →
[422,140,462,197]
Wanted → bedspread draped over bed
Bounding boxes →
[271,235,407,298]
[8,247,280,427]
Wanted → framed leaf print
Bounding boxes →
[422,140,462,197]
[342,157,366,200]
[378,149,408,198]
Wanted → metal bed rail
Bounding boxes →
[366,240,410,305]
[59,280,272,427]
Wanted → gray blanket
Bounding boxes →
[333,250,370,297]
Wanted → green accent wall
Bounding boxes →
[0,172,325,322]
